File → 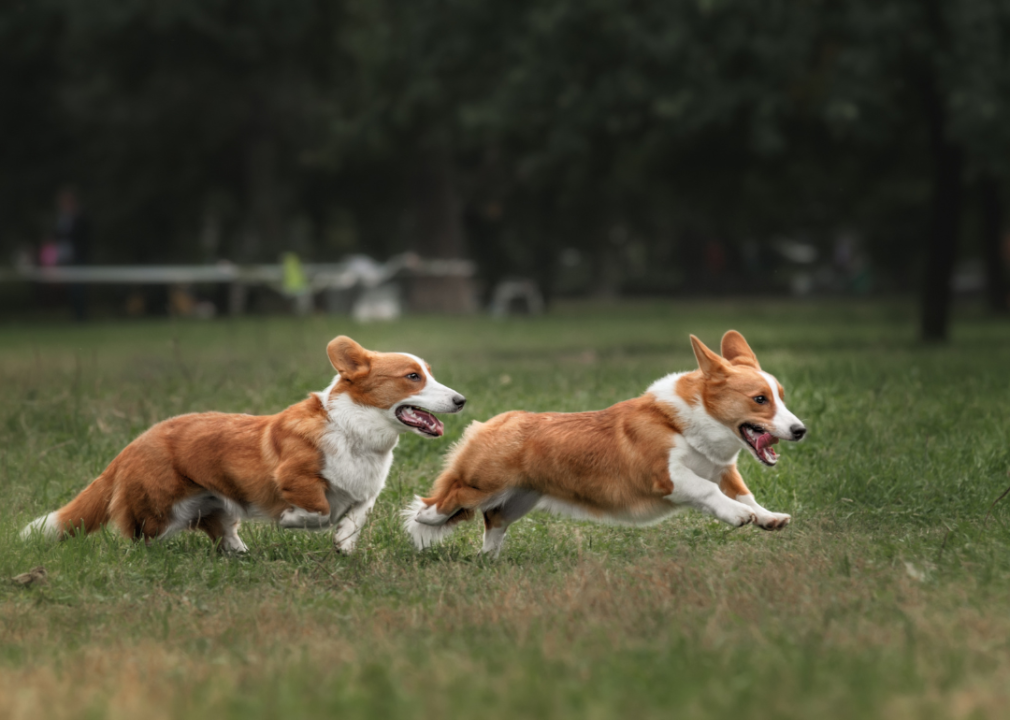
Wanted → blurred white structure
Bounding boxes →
[2,252,477,318]
[490,279,544,317]
[352,284,402,322]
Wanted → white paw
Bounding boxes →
[755,511,791,531]
[220,536,249,553]
[717,503,757,528]
[278,508,299,528]
[480,527,506,559]
[332,519,360,554]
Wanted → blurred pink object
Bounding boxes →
[39,242,59,267]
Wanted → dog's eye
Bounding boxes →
[753,395,767,404]
[406,373,421,381]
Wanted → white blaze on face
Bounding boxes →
[759,371,804,440]
[396,353,463,414]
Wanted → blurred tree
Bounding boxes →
[980,174,1007,314]
[0,3,67,254]
[48,0,342,263]
[339,0,827,291]
[1,0,1008,327]
[946,0,1010,314]
[335,0,519,260]
[812,0,1010,340]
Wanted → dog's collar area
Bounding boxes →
[395,405,445,437]
[740,423,778,466]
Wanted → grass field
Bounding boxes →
[2,300,1010,720]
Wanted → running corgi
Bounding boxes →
[403,331,804,558]
[22,336,465,553]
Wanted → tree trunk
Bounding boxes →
[592,225,625,300]
[245,134,281,262]
[918,77,963,342]
[980,173,1007,314]
[411,147,466,259]
[404,146,476,313]
[918,0,964,343]
[241,90,282,263]
[919,132,963,342]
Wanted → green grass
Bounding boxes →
[2,299,1010,719]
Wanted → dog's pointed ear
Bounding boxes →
[327,336,371,380]
[690,335,728,377]
[720,330,760,369]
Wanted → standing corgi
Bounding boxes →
[22,336,465,553]
[403,331,804,558]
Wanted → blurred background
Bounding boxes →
[1,0,1008,341]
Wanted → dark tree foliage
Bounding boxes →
[1,0,1008,338]
[3,0,343,263]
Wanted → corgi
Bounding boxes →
[403,330,804,558]
[21,336,465,553]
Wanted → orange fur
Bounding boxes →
[45,397,328,542]
[407,329,802,554]
[327,337,430,408]
[718,464,751,500]
[685,333,783,432]
[29,336,448,548]
[423,395,680,522]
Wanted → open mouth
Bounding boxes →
[740,423,779,466]
[395,406,445,437]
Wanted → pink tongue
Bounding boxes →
[415,410,444,436]
[755,433,776,451]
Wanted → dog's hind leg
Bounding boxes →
[193,512,248,553]
[402,473,494,550]
[402,496,461,550]
[216,514,249,553]
[276,458,333,529]
[417,479,489,523]
[481,489,541,559]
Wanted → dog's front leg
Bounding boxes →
[332,494,378,554]
[736,494,791,531]
[276,460,332,530]
[719,465,791,531]
[667,469,757,527]
[278,506,333,529]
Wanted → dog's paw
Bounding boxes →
[219,536,249,554]
[332,519,360,554]
[717,503,757,528]
[277,508,304,529]
[332,539,356,555]
[755,512,791,531]
[332,543,354,555]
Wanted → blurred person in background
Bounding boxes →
[54,186,90,321]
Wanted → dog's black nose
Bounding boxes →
[452,394,466,409]
[790,424,807,441]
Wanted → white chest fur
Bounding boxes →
[317,425,396,501]
[315,385,401,503]
[668,438,734,484]
[647,372,744,480]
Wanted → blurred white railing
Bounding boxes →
[0,253,476,315]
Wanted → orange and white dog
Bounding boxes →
[21,337,465,553]
[403,331,805,558]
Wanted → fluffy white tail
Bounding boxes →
[20,512,61,541]
[20,470,113,542]
[401,496,458,550]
